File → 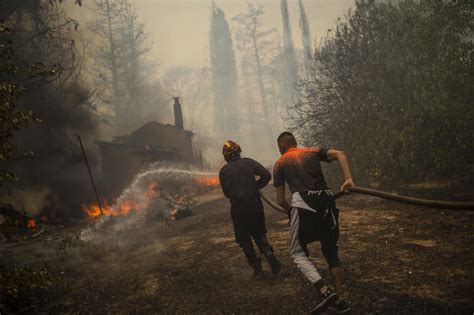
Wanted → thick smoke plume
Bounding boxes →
[5,83,99,221]
[0,3,100,222]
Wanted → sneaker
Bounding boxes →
[266,252,281,275]
[328,299,351,314]
[311,286,338,314]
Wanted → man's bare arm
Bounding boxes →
[276,185,291,211]
[327,149,355,192]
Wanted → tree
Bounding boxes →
[209,2,239,139]
[292,0,473,182]
[0,2,82,184]
[233,2,279,141]
[0,25,38,183]
[280,0,299,108]
[89,0,122,103]
[0,2,100,220]
[298,0,314,80]
[117,1,150,115]
[89,0,151,132]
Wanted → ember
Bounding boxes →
[195,176,220,187]
[81,168,219,223]
[82,180,159,220]
[27,218,37,228]
[82,199,139,219]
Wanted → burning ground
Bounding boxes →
[1,181,473,313]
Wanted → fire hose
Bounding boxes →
[259,186,474,214]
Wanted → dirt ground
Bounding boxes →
[1,185,473,314]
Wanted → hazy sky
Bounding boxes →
[132,0,355,69]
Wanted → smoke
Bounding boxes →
[0,3,100,221]
[3,82,100,222]
[8,187,51,217]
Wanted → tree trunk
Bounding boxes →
[252,35,274,141]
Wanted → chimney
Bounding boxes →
[173,97,184,130]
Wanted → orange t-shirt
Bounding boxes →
[273,147,331,193]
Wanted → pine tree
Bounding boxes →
[209,2,239,139]
[280,0,299,108]
[298,0,313,79]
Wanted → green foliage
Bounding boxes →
[0,263,52,312]
[293,0,473,183]
[0,25,40,183]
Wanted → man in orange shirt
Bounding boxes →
[273,132,353,314]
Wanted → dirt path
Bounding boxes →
[2,188,474,314]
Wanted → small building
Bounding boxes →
[98,97,197,195]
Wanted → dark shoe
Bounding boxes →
[250,258,263,277]
[328,299,351,314]
[311,286,338,314]
[265,252,281,275]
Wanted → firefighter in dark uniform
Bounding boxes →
[219,140,281,276]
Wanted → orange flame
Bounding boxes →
[168,208,178,222]
[82,181,159,220]
[195,176,220,187]
[27,218,37,228]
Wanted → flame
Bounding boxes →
[168,208,178,222]
[27,218,37,228]
[82,181,159,220]
[82,199,141,219]
[82,176,219,222]
[195,176,220,187]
